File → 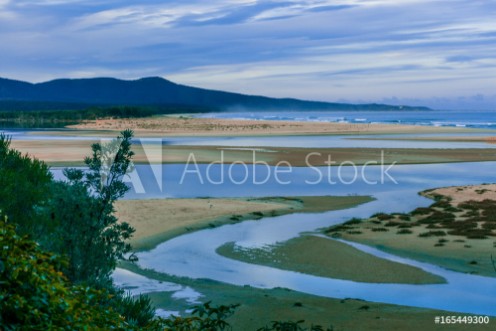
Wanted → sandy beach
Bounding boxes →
[65,116,487,137]
[427,184,496,205]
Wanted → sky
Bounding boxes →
[0,0,495,110]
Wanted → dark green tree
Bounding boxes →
[46,129,136,286]
[0,134,52,238]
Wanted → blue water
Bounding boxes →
[196,110,496,129]
[53,161,496,314]
[133,162,496,315]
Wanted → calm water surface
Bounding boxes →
[82,161,496,315]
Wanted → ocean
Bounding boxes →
[196,109,496,129]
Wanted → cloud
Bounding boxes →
[70,1,260,29]
[0,0,16,19]
[0,0,495,109]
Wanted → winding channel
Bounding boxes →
[121,161,496,316]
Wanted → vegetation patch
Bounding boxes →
[323,185,496,277]
[217,236,445,284]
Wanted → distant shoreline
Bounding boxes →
[65,116,493,136]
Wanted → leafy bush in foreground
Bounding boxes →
[0,217,127,330]
[0,215,243,330]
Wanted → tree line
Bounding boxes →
[0,104,218,128]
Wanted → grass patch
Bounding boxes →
[217,236,445,284]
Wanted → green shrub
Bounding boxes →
[375,213,394,221]
[115,293,157,328]
[412,207,432,216]
[0,217,129,330]
[344,218,362,225]
[163,301,239,330]
[418,231,447,237]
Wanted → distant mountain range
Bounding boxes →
[0,76,430,112]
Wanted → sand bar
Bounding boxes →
[64,116,490,137]
[217,235,445,284]
[115,196,373,251]
[11,139,496,167]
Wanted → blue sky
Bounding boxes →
[1,0,495,109]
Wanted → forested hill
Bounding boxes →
[0,76,430,111]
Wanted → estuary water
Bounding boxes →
[102,161,496,315]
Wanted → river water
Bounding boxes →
[118,161,496,315]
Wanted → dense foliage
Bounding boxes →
[0,215,239,330]
[50,129,136,285]
[0,130,149,328]
[0,217,128,330]
[0,134,53,237]
[0,130,136,287]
